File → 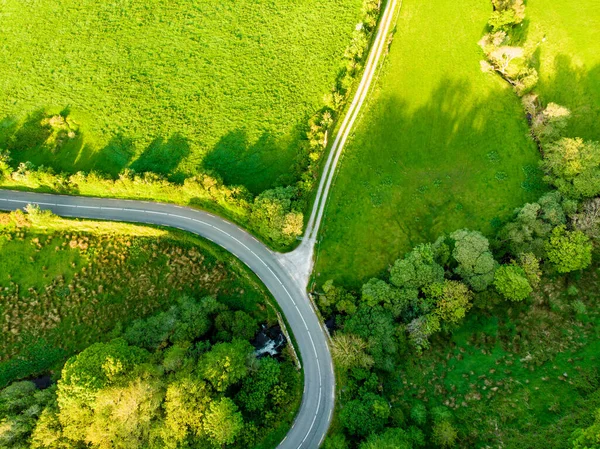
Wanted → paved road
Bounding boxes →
[0,190,334,449]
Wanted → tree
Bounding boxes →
[163,377,211,443]
[215,310,258,342]
[390,243,444,290]
[236,357,280,413]
[410,402,427,426]
[531,103,571,143]
[343,306,397,371]
[251,186,303,245]
[545,225,592,273]
[56,339,149,442]
[203,398,244,446]
[0,381,55,448]
[339,393,389,438]
[542,138,600,198]
[359,427,413,449]
[200,339,253,392]
[330,333,374,370]
[494,264,532,301]
[426,280,474,324]
[85,377,163,449]
[499,193,567,257]
[432,420,458,448]
[451,230,497,291]
[407,314,441,350]
[518,252,541,289]
[318,280,357,316]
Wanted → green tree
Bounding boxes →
[359,427,413,449]
[494,264,532,301]
[432,420,458,448]
[200,339,253,392]
[339,393,389,438]
[407,314,441,351]
[518,252,542,288]
[542,138,600,198]
[0,381,55,448]
[451,229,497,291]
[215,310,258,342]
[426,280,474,325]
[318,280,357,316]
[390,244,444,290]
[343,306,397,371]
[330,333,374,371]
[203,397,244,446]
[163,377,211,443]
[251,186,303,245]
[236,357,280,413]
[545,225,592,273]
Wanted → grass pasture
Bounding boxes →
[0,0,362,193]
[314,0,544,287]
[0,211,276,386]
[526,0,600,142]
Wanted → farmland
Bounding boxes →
[314,0,544,287]
[0,0,362,193]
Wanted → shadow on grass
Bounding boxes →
[202,128,302,195]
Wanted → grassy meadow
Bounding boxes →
[0,0,362,193]
[526,0,600,142]
[0,210,278,387]
[314,0,545,287]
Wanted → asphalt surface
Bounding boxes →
[0,190,334,449]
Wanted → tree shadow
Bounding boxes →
[130,133,190,180]
[202,128,298,194]
[537,54,600,142]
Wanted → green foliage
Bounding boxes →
[237,358,280,413]
[390,244,445,290]
[432,420,459,448]
[542,138,600,198]
[215,310,258,342]
[451,229,497,291]
[426,280,474,325]
[330,333,374,371]
[494,264,532,301]
[203,397,244,446]
[318,280,357,316]
[200,339,253,392]
[410,402,427,426]
[339,392,390,438]
[250,186,303,246]
[545,225,592,273]
[359,427,414,449]
[343,306,398,371]
[407,314,441,351]
[0,382,54,448]
[499,192,567,257]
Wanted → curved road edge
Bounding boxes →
[0,190,334,449]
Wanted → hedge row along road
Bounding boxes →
[0,0,399,447]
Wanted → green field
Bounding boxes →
[526,0,600,142]
[0,0,362,193]
[314,0,544,287]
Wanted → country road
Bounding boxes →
[0,190,334,449]
[0,1,400,447]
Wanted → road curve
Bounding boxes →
[0,190,334,449]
